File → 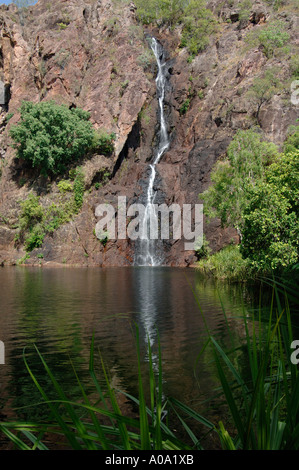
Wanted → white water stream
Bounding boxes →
[135,38,170,266]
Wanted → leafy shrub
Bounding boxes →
[57,22,68,30]
[73,167,85,210]
[19,193,44,232]
[57,180,73,193]
[262,0,283,10]
[137,50,155,70]
[238,0,252,22]
[199,132,299,273]
[134,0,185,25]
[200,128,279,236]
[283,124,299,153]
[245,21,290,58]
[15,194,44,251]
[134,0,217,56]
[10,101,98,176]
[290,55,299,78]
[241,155,299,272]
[197,245,253,281]
[180,0,217,55]
[24,225,45,252]
[91,130,116,156]
[246,68,282,124]
[258,21,290,58]
[16,167,87,252]
[179,99,190,115]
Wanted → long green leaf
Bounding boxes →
[135,326,151,450]
[23,347,83,450]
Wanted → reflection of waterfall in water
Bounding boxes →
[134,267,159,348]
[135,38,170,267]
[133,267,168,381]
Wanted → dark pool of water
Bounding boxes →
[0,266,278,448]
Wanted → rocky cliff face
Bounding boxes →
[0,0,298,267]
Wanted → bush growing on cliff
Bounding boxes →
[180,0,217,55]
[200,130,299,273]
[134,0,217,55]
[283,124,299,153]
[199,129,279,239]
[258,21,290,58]
[10,101,114,177]
[73,167,85,211]
[245,20,290,59]
[246,68,282,125]
[240,150,299,271]
[91,130,116,156]
[134,0,186,26]
[15,166,87,252]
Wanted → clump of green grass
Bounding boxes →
[197,245,253,282]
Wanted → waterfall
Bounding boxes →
[135,38,170,267]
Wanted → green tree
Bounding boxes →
[134,0,185,25]
[180,0,217,55]
[10,101,96,176]
[247,68,282,125]
[200,129,278,239]
[241,150,299,271]
[134,0,217,56]
[257,21,290,58]
[266,148,299,214]
[283,124,299,153]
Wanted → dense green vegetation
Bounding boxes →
[9,101,115,177]
[197,245,253,282]
[199,128,299,275]
[245,20,290,58]
[9,100,115,255]
[15,167,86,254]
[134,0,217,56]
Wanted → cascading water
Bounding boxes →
[135,38,170,267]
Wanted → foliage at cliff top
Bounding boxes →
[9,101,115,177]
[134,0,217,55]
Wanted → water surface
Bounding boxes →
[0,266,262,448]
